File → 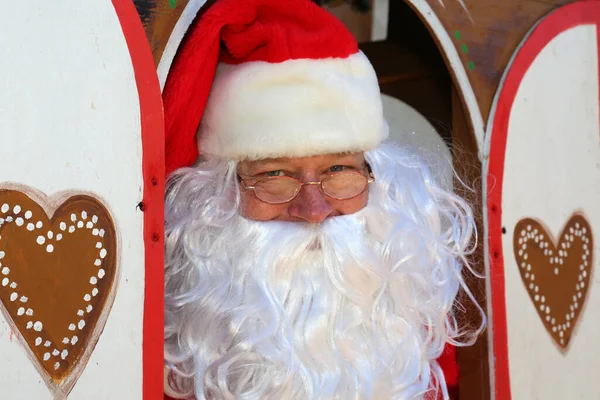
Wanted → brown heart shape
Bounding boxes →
[513,214,593,350]
[0,188,117,396]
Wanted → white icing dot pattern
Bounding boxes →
[515,216,593,349]
[0,201,108,369]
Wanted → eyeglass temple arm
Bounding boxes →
[238,177,256,190]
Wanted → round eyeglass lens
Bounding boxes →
[322,173,367,199]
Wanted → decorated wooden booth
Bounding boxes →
[1,0,599,398]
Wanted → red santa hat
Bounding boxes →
[163,0,388,175]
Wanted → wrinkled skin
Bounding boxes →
[237,152,370,223]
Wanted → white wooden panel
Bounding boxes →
[502,25,600,400]
[0,1,144,398]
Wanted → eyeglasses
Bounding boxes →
[240,171,375,204]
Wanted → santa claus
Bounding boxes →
[162,0,485,398]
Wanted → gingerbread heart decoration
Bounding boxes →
[513,214,593,350]
[0,188,117,396]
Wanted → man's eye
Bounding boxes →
[329,165,345,173]
[265,170,283,177]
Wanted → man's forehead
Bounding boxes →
[240,152,365,168]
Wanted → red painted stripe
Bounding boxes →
[109,1,165,399]
[597,6,600,147]
[488,1,600,398]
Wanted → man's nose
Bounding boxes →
[288,184,333,223]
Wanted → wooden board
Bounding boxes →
[424,0,574,124]
[135,0,190,67]
[486,2,600,398]
[0,0,163,398]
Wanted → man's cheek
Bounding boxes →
[336,191,369,216]
[239,192,256,218]
[240,195,282,221]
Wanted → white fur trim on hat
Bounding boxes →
[198,51,389,160]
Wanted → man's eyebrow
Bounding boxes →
[330,154,364,164]
[240,160,288,174]
[251,160,285,168]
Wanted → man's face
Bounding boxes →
[237,152,370,222]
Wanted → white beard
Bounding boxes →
[164,142,483,400]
